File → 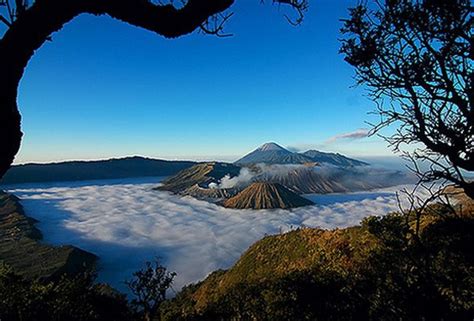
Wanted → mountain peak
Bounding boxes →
[235,142,310,165]
[301,150,369,167]
[223,182,314,209]
[258,142,287,152]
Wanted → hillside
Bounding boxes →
[302,150,369,167]
[223,182,314,209]
[156,162,241,194]
[0,156,196,185]
[255,165,408,194]
[235,142,368,167]
[158,161,413,208]
[182,184,238,201]
[0,191,97,279]
[186,225,376,311]
[235,143,314,165]
[161,203,474,320]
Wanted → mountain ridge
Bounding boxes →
[1,156,197,185]
[0,191,97,279]
[302,150,369,167]
[235,142,369,167]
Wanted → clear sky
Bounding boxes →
[8,0,396,164]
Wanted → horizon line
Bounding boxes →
[12,153,401,166]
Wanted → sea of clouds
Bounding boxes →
[5,177,424,294]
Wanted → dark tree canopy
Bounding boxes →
[340,0,474,198]
[126,258,176,321]
[0,0,307,180]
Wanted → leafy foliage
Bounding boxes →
[0,265,133,321]
[126,258,176,321]
[161,206,474,321]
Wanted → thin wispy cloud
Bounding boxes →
[286,129,371,153]
[7,179,423,294]
[325,128,370,144]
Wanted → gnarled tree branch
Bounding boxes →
[0,0,307,180]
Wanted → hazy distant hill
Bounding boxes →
[235,142,368,166]
[254,165,403,194]
[0,156,196,185]
[301,150,369,167]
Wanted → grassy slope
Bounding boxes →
[0,191,97,279]
[188,224,378,311]
[164,193,474,317]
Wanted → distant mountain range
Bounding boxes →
[156,142,414,209]
[1,144,370,186]
[254,165,401,194]
[158,161,410,202]
[0,156,196,185]
[235,142,368,167]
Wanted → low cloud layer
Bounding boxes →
[210,163,415,192]
[7,178,423,294]
[326,128,370,144]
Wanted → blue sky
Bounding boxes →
[10,0,396,163]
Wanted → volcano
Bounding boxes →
[235,143,313,165]
[223,182,314,209]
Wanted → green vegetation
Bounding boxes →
[0,258,177,321]
[1,190,472,320]
[160,204,474,320]
[0,264,133,321]
[0,191,96,279]
[126,259,177,321]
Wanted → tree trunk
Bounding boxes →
[0,104,22,181]
[0,0,232,180]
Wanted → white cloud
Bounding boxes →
[210,167,255,189]
[326,128,370,144]
[7,179,424,295]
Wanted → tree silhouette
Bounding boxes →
[126,258,176,321]
[340,0,473,198]
[0,0,307,179]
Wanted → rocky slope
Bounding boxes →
[235,143,314,165]
[235,142,368,167]
[156,162,241,194]
[223,182,314,209]
[254,165,407,194]
[0,191,97,279]
[182,184,238,202]
[301,150,369,167]
[157,161,413,208]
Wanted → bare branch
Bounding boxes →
[273,0,308,26]
[340,0,474,199]
[0,14,11,27]
[199,11,234,37]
